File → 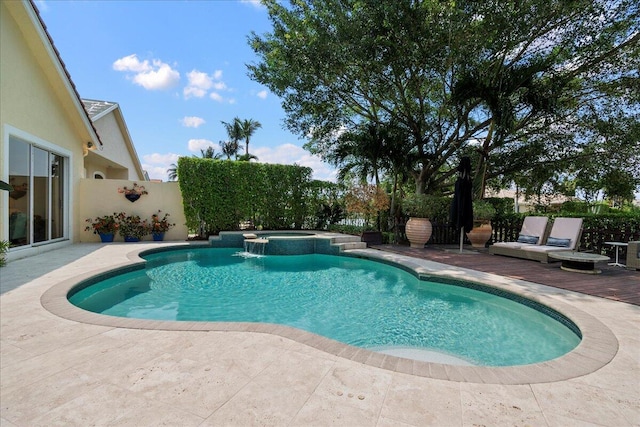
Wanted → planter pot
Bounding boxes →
[98,233,114,243]
[125,193,141,202]
[466,222,492,248]
[124,236,140,242]
[152,232,165,241]
[9,190,26,200]
[405,217,433,248]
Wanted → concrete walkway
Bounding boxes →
[1,242,638,426]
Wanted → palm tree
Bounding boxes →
[237,153,259,162]
[221,118,243,158]
[167,163,178,181]
[239,118,262,155]
[219,140,239,160]
[199,146,222,159]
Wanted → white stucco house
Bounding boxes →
[1,0,150,259]
[82,99,147,181]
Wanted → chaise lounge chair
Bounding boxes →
[489,216,549,255]
[627,241,640,271]
[489,217,583,263]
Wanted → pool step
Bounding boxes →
[331,235,362,244]
[334,241,368,251]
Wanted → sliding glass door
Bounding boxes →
[8,136,67,247]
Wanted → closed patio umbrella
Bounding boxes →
[450,157,473,252]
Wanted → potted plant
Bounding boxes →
[150,210,175,241]
[466,199,496,248]
[344,183,390,246]
[0,240,9,267]
[115,212,150,242]
[402,193,437,248]
[85,213,120,242]
[118,182,148,202]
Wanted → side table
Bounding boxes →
[548,251,610,274]
[604,241,628,267]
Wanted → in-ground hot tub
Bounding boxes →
[209,230,357,255]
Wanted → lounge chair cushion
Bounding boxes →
[546,237,571,247]
[519,217,549,245]
[517,234,539,244]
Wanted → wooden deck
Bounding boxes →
[373,244,640,306]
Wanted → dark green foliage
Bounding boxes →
[560,200,591,214]
[178,158,313,236]
[249,0,639,198]
[327,224,364,236]
[314,203,345,230]
[0,240,9,267]
[427,197,455,224]
[304,180,346,230]
[484,197,514,216]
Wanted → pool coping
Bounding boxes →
[40,243,619,385]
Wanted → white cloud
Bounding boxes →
[212,81,228,91]
[257,90,268,99]
[252,144,337,182]
[187,70,213,89]
[141,152,181,181]
[184,69,228,100]
[181,116,206,128]
[184,86,206,98]
[142,152,180,165]
[187,138,216,153]
[240,0,264,8]
[113,54,151,72]
[183,70,212,98]
[113,55,180,90]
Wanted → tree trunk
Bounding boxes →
[474,120,494,199]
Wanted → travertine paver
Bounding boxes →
[1,242,639,426]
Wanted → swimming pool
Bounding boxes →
[68,247,580,367]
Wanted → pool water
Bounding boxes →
[69,248,580,366]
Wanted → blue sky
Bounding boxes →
[37,0,337,182]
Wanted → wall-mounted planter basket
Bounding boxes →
[9,190,26,200]
[125,194,141,203]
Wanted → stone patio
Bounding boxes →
[1,242,638,426]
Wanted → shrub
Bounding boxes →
[115,213,150,239]
[150,210,175,233]
[0,240,9,267]
[85,214,119,235]
[178,158,313,236]
[402,193,438,218]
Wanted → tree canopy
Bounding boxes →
[248,0,639,198]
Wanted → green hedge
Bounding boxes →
[178,158,313,235]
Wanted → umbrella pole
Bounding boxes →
[459,228,464,253]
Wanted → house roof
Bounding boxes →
[82,99,118,121]
[81,98,148,181]
[22,0,104,148]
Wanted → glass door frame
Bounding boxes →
[3,126,71,250]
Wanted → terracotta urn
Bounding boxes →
[466,221,492,248]
[405,217,433,248]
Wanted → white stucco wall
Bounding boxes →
[1,1,94,251]
[88,109,145,181]
[79,179,188,242]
